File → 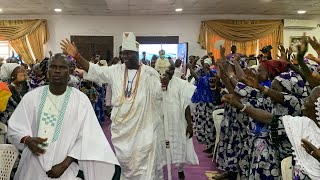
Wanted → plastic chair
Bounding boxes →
[0,144,19,180]
[212,109,224,160]
[0,123,7,144]
[281,156,293,180]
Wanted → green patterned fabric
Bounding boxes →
[37,86,72,142]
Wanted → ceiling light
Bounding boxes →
[297,10,306,14]
[0,9,3,12]
[175,8,183,12]
[54,8,62,12]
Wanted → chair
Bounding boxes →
[0,123,7,144]
[212,109,224,160]
[0,144,19,180]
[281,156,293,180]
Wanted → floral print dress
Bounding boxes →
[235,82,281,180]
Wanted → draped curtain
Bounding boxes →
[198,20,284,59]
[0,19,49,64]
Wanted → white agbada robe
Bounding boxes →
[7,86,119,180]
[83,63,165,180]
[161,77,199,166]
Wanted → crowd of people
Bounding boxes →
[0,31,320,180]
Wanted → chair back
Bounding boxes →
[212,109,224,159]
[0,144,19,180]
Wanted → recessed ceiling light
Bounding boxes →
[175,8,183,12]
[297,10,306,14]
[54,8,62,12]
[0,9,3,12]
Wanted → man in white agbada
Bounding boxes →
[61,32,165,180]
[160,66,199,180]
[7,54,119,180]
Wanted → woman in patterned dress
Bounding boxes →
[29,63,46,90]
[0,63,31,179]
[221,85,320,180]
[188,58,222,154]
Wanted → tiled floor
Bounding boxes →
[101,119,218,180]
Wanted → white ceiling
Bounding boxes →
[0,0,319,16]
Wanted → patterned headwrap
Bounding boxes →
[261,60,289,78]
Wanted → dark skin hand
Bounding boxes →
[297,33,320,88]
[221,94,273,124]
[61,39,90,72]
[301,138,320,163]
[185,106,193,139]
[25,137,47,156]
[46,156,75,178]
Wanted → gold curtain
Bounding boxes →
[27,22,49,61]
[199,20,283,59]
[9,36,34,63]
[0,19,49,64]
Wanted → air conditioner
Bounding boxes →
[284,19,317,30]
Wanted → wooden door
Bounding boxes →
[70,36,113,62]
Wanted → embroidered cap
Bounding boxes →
[122,32,139,52]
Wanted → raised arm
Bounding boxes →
[61,39,115,84]
[61,39,89,72]
[222,94,273,124]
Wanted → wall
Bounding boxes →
[1,14,320,59]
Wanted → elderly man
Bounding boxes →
[8,53,119,180]
[61,32,165,180]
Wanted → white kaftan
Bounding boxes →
[84,63,165,180]
[161,77,199,166]
[8,86,119,180]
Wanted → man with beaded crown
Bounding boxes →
[60,32,166,180]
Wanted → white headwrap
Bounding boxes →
[204,58,212,65]
[122,32,139,52]
[0,63,20,80]
[282,114,320,179]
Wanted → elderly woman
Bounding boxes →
[0,63,30,125]
[29,63,46,90]
[222,86,320,179]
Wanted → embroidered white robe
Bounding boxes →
[8,86,119,180]
[161,77,199,166]
[83,63,165,180]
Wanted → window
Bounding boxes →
[0,41,15,60]
[0,41,10,60]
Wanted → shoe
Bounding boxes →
[178,171,185,180]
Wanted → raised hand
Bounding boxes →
[60,39,78,57]
[308,36,320,54]
[221,94,242,109]
[301,138,320,162]
[297,33,308,61]
[25,137,47,156]
[278,44,286,60]
[241,69,259,89]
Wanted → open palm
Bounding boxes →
[60,39,78,57]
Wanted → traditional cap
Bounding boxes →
[122,32,139,52]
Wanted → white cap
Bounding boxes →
[122,32,139,52]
